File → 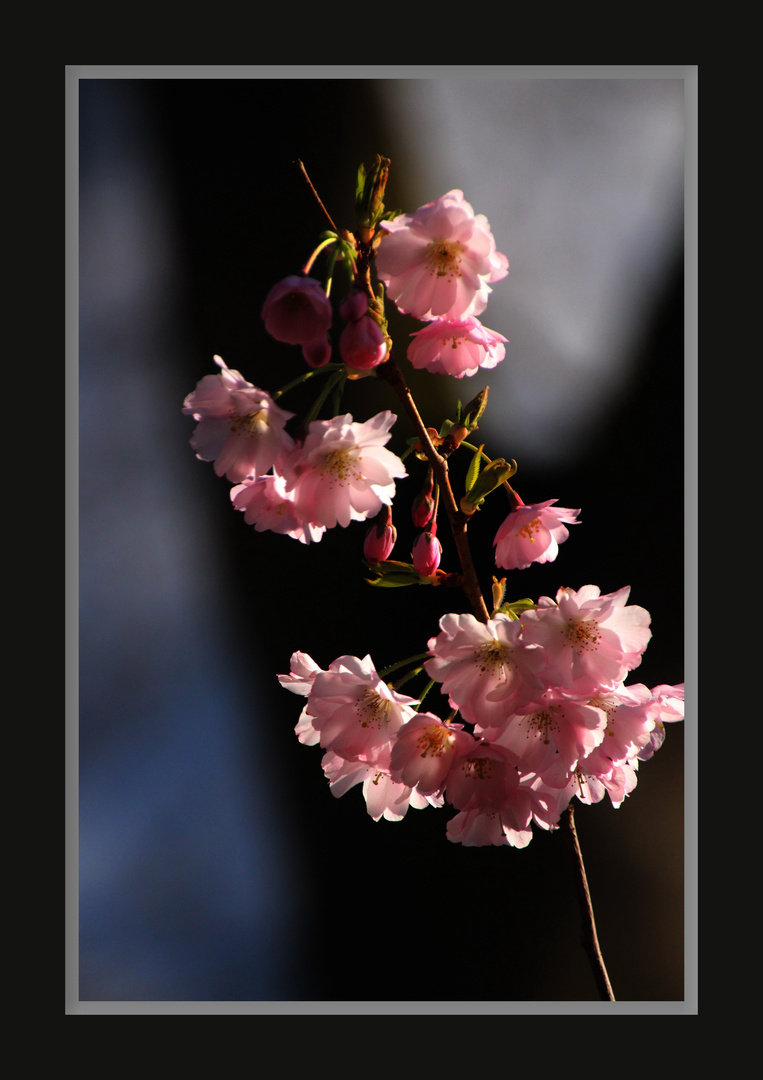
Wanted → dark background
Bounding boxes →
[76,74,689,1005]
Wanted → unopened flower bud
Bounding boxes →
[363,506,397,563]
[302,334,332,368]
[262,275,333,345]
[339,290,368,323]
[339,315,388,370]
[411,529,442,577]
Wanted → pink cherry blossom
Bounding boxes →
[182,355,295,483]
[519,585,652,695]
[424,611,545,728]
[261,275,333,345]
[286,411,407,530]
[389,713,477,796]
[407,316,507,378]
[493,499,580,571]
[305,654,420,766]
[636,682,685,760]
[230,469,326,545]
[321,751,443,822]
[339,315,388,370]
[375,190,509,322]
[277,651,325,745]
[489,690,609,789]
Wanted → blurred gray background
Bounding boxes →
[71,68,693,1008]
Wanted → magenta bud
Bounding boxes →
[411,491,435,529]
[339,290,368,323]
[411,530,442,577]
[339,315,387,370]
[302,334,332,368]
[363,508,397,562]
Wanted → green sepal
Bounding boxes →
[464,443,483,496]
[365,560,433,587]
[498,598,537,620]
[462,458,514,512]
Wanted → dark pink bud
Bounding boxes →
[339,290,368,323]
[412,530,442,577]
[302,334,332,368]
[262,275,333,345]
[363,507,397,562]
[339,315,387,370]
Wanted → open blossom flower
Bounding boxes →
[321,752,443,822]
[490,690,609,788]
[424,611,546,728]
[493,499,580,571]
[305,654,420,766]
[182,355,295,483]
[230,470,326,545]
[519,585,652,695]
[261,275,333,345]
[375,189,509,322]
[286,411,407,530]
[407,316,507,378]
[389,713,477,796]
[277,651,325,745]
[636,682,685,760]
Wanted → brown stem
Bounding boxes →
[376,352,490,625]
[563,804,616,1001]
[294,159,340,234]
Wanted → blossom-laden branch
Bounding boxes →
[180,155,685,1003]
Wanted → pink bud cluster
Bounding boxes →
[375,190,509,378]
[279,584,683,847]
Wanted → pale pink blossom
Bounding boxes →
[261,275,333,345]
[306,654,420,766]
[389,713,476,796]
[443,742,546,848]
[636,682,685,760]
[182,355,295,483]
[519,585,652,695]
[230,469,326,545]
[375,190,509,322]
[321,752,443,822]
[286,411,407,530]
[339,315,387,370]
[407,316,507,378]
[489,691,609,789]
[493,499,580,571]
[277,651,325,745]
[424,611,545,728]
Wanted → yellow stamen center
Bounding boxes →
[425,240,465,280]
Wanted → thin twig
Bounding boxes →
[563,804,616,1001]
[294,159,340,234]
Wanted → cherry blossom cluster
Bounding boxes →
[278,585,683,847]
[182,158,683,853]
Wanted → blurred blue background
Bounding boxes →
[73,70,691,1006]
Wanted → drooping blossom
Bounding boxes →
[286,411,407,530]
[321,751,443,822]
[261,275,333,345]
[231,470,325,545]
[407,316,507,378]
[389,713,477,796]
[493,499,580,571]
[182,355,295,483]
[443,741,547,849]
[339,315,387,370]
[519,585,652,696]
[305,653,420,766]
[424,611,546,729]
[375,190,509,322]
